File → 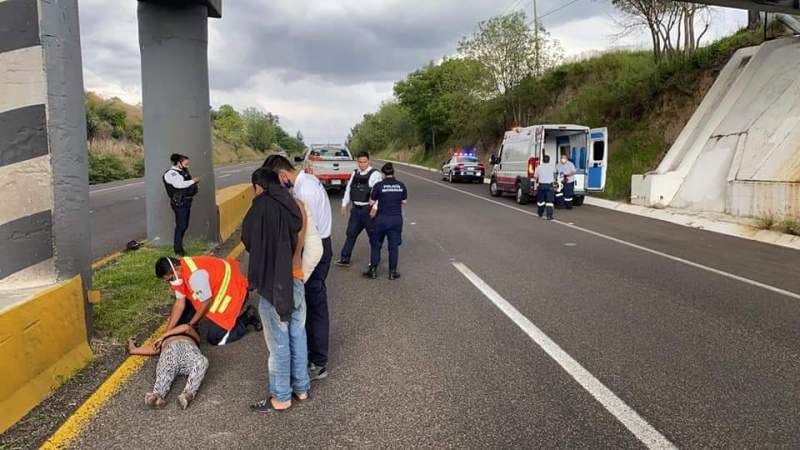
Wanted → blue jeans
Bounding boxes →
[258,278,310,402]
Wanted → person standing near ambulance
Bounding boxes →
[335,151,382,267]
[556,153,577,209]
[533,155,555,220]
[163,153,200,256]
[155,255,259,346]
[364,163,407,280]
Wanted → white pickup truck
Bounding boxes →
[294,146,357,190]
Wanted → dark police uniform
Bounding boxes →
[163,167,198,255]
[339,168,380,263]
[369,177,407,274]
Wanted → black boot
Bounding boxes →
[388,271,401,280]
[363,266,378,279]
[241,305,262,331]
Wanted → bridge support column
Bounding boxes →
[137,0,222,248]
[0,0,91,300]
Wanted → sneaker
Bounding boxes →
[388,271,401,280]
[362,267,378,279]
[241,305,262,331]
[177,391,194,410]
[334,259,351,267]
[250,398,291,413]
[309,363,328,381]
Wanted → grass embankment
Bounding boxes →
[92,242,210,342]
[377,30,763,200]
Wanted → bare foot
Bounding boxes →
[144,392,166,408]
[271,398,291,411]
[177,391,194,410]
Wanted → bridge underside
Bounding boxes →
[686,0,800,14]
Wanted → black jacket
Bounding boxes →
[241,185,301,321]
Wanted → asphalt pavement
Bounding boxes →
[89,161,263,260]
[72,163,800,448]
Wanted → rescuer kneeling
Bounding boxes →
[155,255,261,346]
[364,163,408,280]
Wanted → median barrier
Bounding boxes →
[0,276,93,433]
[216,183,254,242]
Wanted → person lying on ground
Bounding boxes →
[127,324,209,410]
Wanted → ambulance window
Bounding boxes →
[593,141,605,161]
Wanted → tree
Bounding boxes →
[242,107,275,152]
[212,104,245,149]
[457,12,562,94]
[457,11,562,125]
[612,0,711,60]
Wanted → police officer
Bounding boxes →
[533,155,555,220]
[364,163,407,280]
[556,153,577,209]
[163,153,200,255]
[335,151,382,267]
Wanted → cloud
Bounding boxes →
[79,0,747,145]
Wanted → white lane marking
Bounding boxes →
[90,181,144,194]
[399,169,800,301]
[452,262,676,449]
[219,173,232,178]
[564,242,577,247]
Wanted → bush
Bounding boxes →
[89,152,131,184]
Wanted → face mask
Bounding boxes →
[167,259,183,286]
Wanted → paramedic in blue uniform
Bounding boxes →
[364,163,407,280]
[555,153,577,209]
[533,155,555,220]
[163,153,200,255]
[335,151,383,267]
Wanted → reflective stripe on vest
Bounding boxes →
[182,257,234,314]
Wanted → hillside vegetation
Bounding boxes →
[85,93,305,184]
[349,27,765,200]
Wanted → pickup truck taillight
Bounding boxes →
[527,157,539,178]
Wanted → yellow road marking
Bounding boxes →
[40,242,245,449]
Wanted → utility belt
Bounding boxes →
[171,193,194,208]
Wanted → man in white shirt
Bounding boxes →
[262,154,333,381]
[335,151,382,267]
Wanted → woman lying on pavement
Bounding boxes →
[127,324,209,410]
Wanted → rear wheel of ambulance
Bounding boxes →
[574,195,585,206]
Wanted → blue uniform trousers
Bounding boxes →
[339,205,374,261]
[555,181,575,209]
[536,183,555,219]
[369,215,403,272]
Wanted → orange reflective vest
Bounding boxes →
[169,256,248,331]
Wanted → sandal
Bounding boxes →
[292,392,310,403]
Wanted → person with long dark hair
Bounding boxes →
[163,153,200,255]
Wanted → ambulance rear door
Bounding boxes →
[586,127,607,191]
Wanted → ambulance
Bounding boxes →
[488,125,608,205]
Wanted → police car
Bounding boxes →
[441,149,485,183]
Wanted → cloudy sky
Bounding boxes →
[79,0,747,145]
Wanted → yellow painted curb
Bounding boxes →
[39,241,246,449]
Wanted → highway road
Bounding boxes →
[89,161,263,260]
[75,162,800,448]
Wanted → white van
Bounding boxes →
[489,124,608,205]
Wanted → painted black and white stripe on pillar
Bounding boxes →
[0,0,55,282]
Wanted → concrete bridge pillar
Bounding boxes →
[137,0,222,247]
[0,0,91,297]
